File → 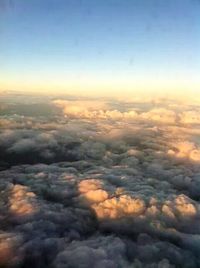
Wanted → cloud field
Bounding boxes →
[1,93,200,267]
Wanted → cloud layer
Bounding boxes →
[1,94,200,267]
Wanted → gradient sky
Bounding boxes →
[0,0,200,97]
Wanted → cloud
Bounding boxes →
[140,108,178,124]
[9,184,38,219]
[53,99,139,120]
[1,94,200,267]
[180,111,200,124]
[167,141,200,162]
[0,233,23,267]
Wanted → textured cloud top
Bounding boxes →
[1,92,200,267]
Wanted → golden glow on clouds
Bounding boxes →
[9,185,37,217]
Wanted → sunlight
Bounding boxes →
[9,185,38,217]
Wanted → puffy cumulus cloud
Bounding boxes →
[0,118,15,128]
[8,138,37,153]
[161,194,197,221]
[167,141,200,162]
[140,108,178,124]
[9,184,38,219]
[53,99,183,124]
[0,233,24,267]
[92,195,146,219]
[53,98,200,126]
[0,128,88,166]
[54,236,128,268]
[170,195,197,217]
[180,111,200,124]
[53,99,110,118]
[78,179,108,203]
[53,99,139,120]
[2,94,200,267]
[189,149,200,162]
[78,179,145,218]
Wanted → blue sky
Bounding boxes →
[0,0,200,97]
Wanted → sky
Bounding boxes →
[0,0,200,98]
